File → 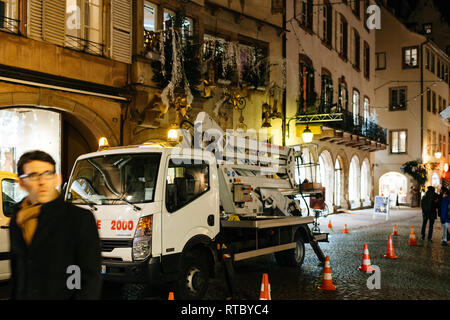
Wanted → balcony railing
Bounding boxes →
[297,104,387,144]
[0,15,20,34]
[65,35,104,57]
[327,109,387,144]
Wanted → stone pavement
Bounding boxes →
[316,206,423,234]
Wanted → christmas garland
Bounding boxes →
[151,10,201,108]
[401,160,428,187]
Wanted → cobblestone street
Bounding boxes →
[1,207,449,301]
[203,207,450,300]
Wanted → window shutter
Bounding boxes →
[111,0,132,64]
[42,0,66,46]
[28,0,43,40]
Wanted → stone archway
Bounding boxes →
[318,149,334,212]
[0,89,120,180]
[0,89,119,146]
[349,155,361,208]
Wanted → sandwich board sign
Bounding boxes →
[373,196,389,220]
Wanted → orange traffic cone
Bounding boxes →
[343,224,349,234]
[384,234,398,259]
[318,256,337,290]
[358,244,375,273]
[168,292,175,300]
[409,225,417,246]
[259,273,271,300]
[328,220,333,229]
[392,225,399,236]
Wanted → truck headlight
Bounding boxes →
[132,215,153,261]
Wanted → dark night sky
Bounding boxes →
[386,0,450,24]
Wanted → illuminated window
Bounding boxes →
[66,0,103,55]
[390,130,407,154]
[144,1,157,31]
[403,46,419,68]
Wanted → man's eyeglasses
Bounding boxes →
[19,171,55,182]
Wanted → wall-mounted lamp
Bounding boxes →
[302,124,314,143]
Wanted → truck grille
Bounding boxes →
[101,239,133,252]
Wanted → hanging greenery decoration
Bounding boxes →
[151,8,201,109]
[401,160,428,188]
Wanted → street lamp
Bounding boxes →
[302,124,314,143]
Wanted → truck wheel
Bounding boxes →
[121,283,146,300]
[275,236,305,268]
[176,249,210,300]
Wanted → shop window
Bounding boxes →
[390,130,407,154]
[389,87,407,111]
[2,178,25,217]
[165,159,210,213]
[403,46,419,68]
[66,0,103,56]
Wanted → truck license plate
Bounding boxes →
[101,265,106,274]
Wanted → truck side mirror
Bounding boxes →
[166,184,178,212]
[3,201,15,217]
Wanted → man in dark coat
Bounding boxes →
[421,186,438,242]
[9,150,102,299]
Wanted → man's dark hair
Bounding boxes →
[17,150,56,176]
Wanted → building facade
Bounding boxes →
[0,0,131,181]
[0,0,389,213]
[374,5,450,205]
[285,0,387,211]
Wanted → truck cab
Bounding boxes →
[65,146,221,299]
[0,171,26,281]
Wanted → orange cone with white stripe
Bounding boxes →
[358,244,375,273]
[328,220,333,230]
[409,225,417,246]
[384,234,398,259]
[318,256,337,290]
[168,292,174,300]
[259,273,271,300]
[343,224,349,234]
[392,225,399,236]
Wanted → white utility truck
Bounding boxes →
[65,112,328,299]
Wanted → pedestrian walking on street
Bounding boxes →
[9,150,102,299]
[440,188,450,246]
[420,186,438,242]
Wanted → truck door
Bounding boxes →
[0,175,26,281]
[161,154,219,257]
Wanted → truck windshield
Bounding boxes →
[66,153,161,205]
